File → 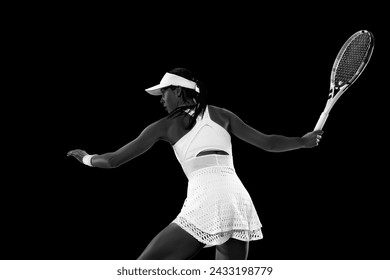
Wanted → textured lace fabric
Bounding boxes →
[172,163,263,247]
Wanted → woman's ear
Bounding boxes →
[175,86,183,97]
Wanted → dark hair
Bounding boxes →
[166,68,208,130]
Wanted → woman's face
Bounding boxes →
[160,87,180,113]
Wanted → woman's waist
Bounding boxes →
[181,154,235,178]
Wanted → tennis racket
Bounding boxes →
[314,30,375,131]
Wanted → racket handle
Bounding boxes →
[314,112,329,131]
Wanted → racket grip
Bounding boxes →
[314,112,329,131]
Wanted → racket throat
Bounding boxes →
[328,88,334,99]
[328,84,347,99]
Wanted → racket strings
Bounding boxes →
[335,33,371,86]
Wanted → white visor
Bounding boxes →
[145,72,199,96]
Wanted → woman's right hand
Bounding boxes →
[302,130,323,148]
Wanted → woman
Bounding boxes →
[67,68,323,260]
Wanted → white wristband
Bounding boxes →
[82,154,96,167]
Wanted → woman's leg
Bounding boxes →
[137,223,205,260]
[215,238,249,260]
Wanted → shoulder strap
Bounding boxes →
[203,105,210,119]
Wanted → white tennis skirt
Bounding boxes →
[172,155,263,247]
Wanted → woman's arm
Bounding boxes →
[225,109,322,152]
[68,118,170,168]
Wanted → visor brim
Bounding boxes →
[145,83,170,96]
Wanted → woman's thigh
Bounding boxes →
[215,238,249,260]
[137,223,205,260]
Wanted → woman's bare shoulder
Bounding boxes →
[208,104,227,113]
[208,105,236,119]
[207,105,232,130]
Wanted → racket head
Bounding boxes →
[330,30,375,96]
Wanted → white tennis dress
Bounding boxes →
[172,106,263,247]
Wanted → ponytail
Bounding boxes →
[190,77,207,128]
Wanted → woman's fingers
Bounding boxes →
[67,150,87,161]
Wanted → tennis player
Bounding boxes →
[67,68,323,260]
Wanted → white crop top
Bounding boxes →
[172,105,232,164]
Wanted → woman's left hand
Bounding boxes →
[67,149,88,163]
[302,130,323,148]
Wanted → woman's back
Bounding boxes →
[170,105,232,165]
[167,105,230,146]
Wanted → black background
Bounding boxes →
[3,3,388,260]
